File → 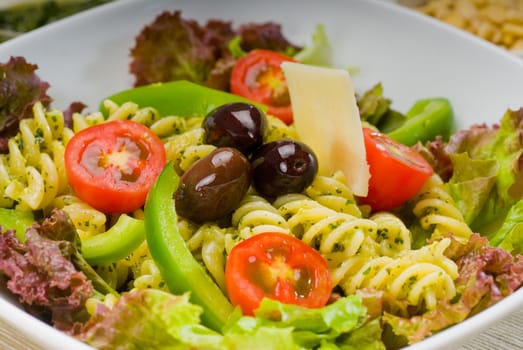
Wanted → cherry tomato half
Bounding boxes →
[65,120,166,214]
[230,49,297,125]
[359,128,433,212]
[225,232,332,315]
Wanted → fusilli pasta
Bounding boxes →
[411,175,473,242]
[1,102,73,210]
[274,193,379,286]
[0,99,471,337]
[185,223,230,291]
[231,193,290,240]
[305,171,363,217]
[341,238,458,311]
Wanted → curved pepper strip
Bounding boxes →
[101,80,267,118]
[387,97,454,146]
[81,214,145,266]
[144,162,233,331]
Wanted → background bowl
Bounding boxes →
[0,0,522,349]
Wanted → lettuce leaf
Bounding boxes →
[79,289,223,350]
[0,56,51,153]
[490,199,523,254]
[130,11,220,87]
[224,296,377,349]
[445,152,498,224]
[467,109,523,233]
[237,22,302,55]
[77,291,379,350]
[294,24,332,67]
[356,83,392,125]
[422,108,523,240]
[130,10,301,89]
[0,209,94,332]
[330,318,385,350]
[0,207,33,241]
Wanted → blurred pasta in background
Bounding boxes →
[401,0,523,53]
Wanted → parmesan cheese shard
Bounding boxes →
[281,62,370,197]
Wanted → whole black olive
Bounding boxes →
[174,147,251,223]
[251,140,318,197]
[202,102,268,155]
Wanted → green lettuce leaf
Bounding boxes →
[331,318,386,350]
[79,289,223,350]
[470,109,523,232]
[490,199,523,253]
[440,108,523,238]
[78,290,379,350]
[0,207,33,241]
[445,152,498,224]
[223,296,375,349]
[356,83,391,125]
[223,318,302,350]
[294,24,333,67]
[355,83,406,132]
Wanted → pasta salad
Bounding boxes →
[0,8,523,350]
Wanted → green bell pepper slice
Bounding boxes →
[144,162,233,331]
[101,80,266,118]
[81,214,145,266]
[387,97,454,146]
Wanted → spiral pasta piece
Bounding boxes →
[371,212,412,257]
[274,193,379,285]
[73,101,161,134]
[185,223,229,291]
[305,171,363,217]
[263,115,299,142]
[162,127,216,173]
[149,115,204,138]
[341,238,458,311]
[231,193,290,239]
[412,175,473,242]
[71,111,105,132]
[132,258,166,290]
[108,102,159,126]
[0,102,73,211]
[51,194,107,238]
[119,241,151,271]
[85,293,119,316]
[0,158,13,207]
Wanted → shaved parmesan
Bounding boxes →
[281,62,369,197]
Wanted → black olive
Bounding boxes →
[202,102,268,155]
[251,140,318,197]
[174,147,252,223]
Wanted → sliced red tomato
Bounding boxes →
[230,49,297,125]
[64,120,166,214]
[359,128,433,212]
[225,232,332,315]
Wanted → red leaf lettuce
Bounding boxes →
[0,56,52,153]
[129,10,301,90]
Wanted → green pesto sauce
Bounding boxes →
[0,0,112,42]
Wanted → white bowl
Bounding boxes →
[0,0,522,349]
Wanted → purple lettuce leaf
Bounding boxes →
[0,56,52,153]
[129,10,301,89]
[0,209,93,332]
